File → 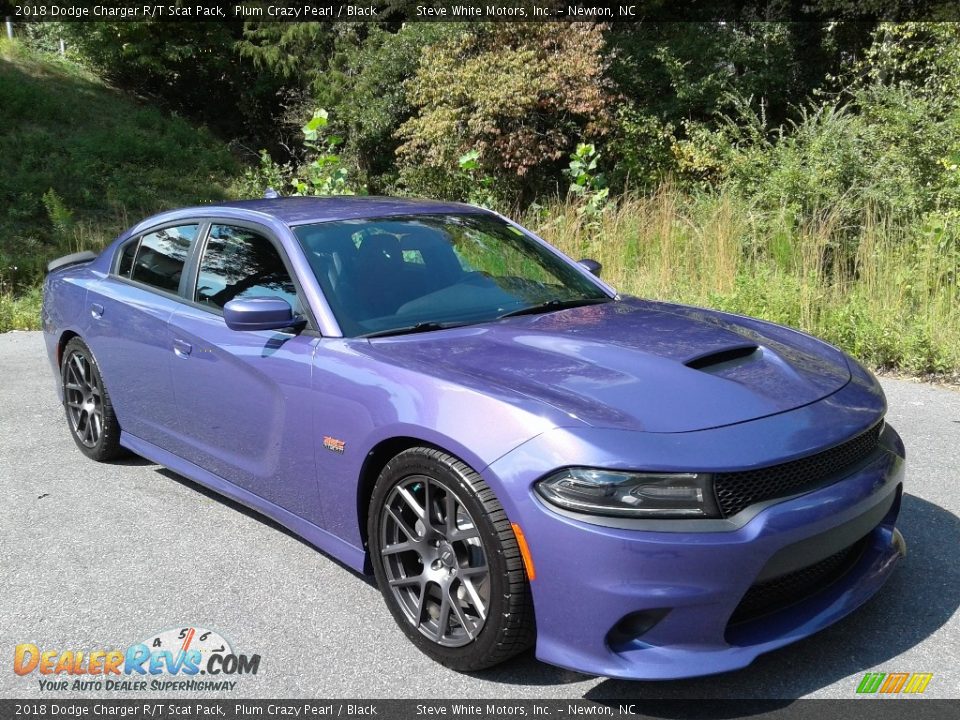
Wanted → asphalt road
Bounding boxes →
[1,330,958,700]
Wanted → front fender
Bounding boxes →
[310,338,576,552]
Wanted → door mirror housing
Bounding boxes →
[578,258,602,277]
[223,297,296,332]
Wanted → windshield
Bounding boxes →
[293,213,610,337]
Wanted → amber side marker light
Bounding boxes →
[511,522,536,581]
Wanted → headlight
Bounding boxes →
[535,468,719,518]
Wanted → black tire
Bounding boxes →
[368,447,535,671]
[61,337,124,461]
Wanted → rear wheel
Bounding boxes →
[61,337,124,461]
[369,447,535,670]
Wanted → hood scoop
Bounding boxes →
[685,343,760,372]
[360,299,852,433]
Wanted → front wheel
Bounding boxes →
[368,447,535,671]
[61,337,124,461]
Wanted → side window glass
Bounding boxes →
[116,239,139,278]
[195,225,302,315]
[130,225,198,292]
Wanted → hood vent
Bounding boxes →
[684,343,759,371]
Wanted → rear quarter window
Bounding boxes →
[116,239,139,277]
[128,225,199,293]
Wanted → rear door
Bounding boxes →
[167,222,322,524]
[85,223,201,449]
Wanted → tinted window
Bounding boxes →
[117,239,139,277]
[294,214,608,337]
[130,225,198,293]
[195,225,301,314]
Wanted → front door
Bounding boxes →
[167,223,322,525]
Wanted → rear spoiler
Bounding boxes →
[47,250,98,274]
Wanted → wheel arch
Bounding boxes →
[57,330,81,369]
[360,434,537,667]
[355,434,496,572]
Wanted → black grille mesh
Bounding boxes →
[729,538,867,625]
[713,423,883,518]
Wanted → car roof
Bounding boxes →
[193,196,486,226]
[116,197,498,254]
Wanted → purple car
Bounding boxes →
[41,197,905,679]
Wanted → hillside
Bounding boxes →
[0,36,956,377]
[0,39,242,292]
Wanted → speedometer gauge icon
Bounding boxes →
[140,626,232,670]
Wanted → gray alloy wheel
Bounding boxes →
[61,338,124,461]
[380,473,491,647]
[64,349,102,448]
[369,447,535,671]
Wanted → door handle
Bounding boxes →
[90,303,104,319]
[173,339,193,357]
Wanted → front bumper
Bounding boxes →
[487,421,905,680]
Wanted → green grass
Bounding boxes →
[0,285,41,331]
[0,39,242,290]
[528,189,960,376]
[2,40,958,378]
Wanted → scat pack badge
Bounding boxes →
[323,436,346,454]
[13,626,260,692]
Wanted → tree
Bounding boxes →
[327,24,457,192]
[396,23,613,203]
[55,21,285,148]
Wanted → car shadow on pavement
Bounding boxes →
[111,452,158,467]
[153,467,377,587]
[475,494,959,700]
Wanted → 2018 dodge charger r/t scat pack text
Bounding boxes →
[42,196,906,679]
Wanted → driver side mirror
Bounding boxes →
[578,258,602,277]
[223,297,296,332]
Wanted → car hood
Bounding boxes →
[361,298,852,433]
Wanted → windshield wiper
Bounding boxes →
[361,321,463,338]
[361,298,612,336]
[497,297,612,320]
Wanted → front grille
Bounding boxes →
[729,537,867,625]
[713,422,883,518]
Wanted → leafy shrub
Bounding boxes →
[605,107,677,192]
[239,109,363,198]
[456,150,497,210]
[670,121,733,190]
[708,81,960,242]
[326,25,458,193]
[856,23,960,107]
[236,150,290,199]
[563,143,609,219]
[604,23,853,130]
[397,23,612,203]
[293,109,358,196]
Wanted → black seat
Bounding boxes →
[351,234,405,318]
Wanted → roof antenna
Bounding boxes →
[264,187,280,199]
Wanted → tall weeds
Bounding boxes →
[4,183,958,376]
[528,187,960,374]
